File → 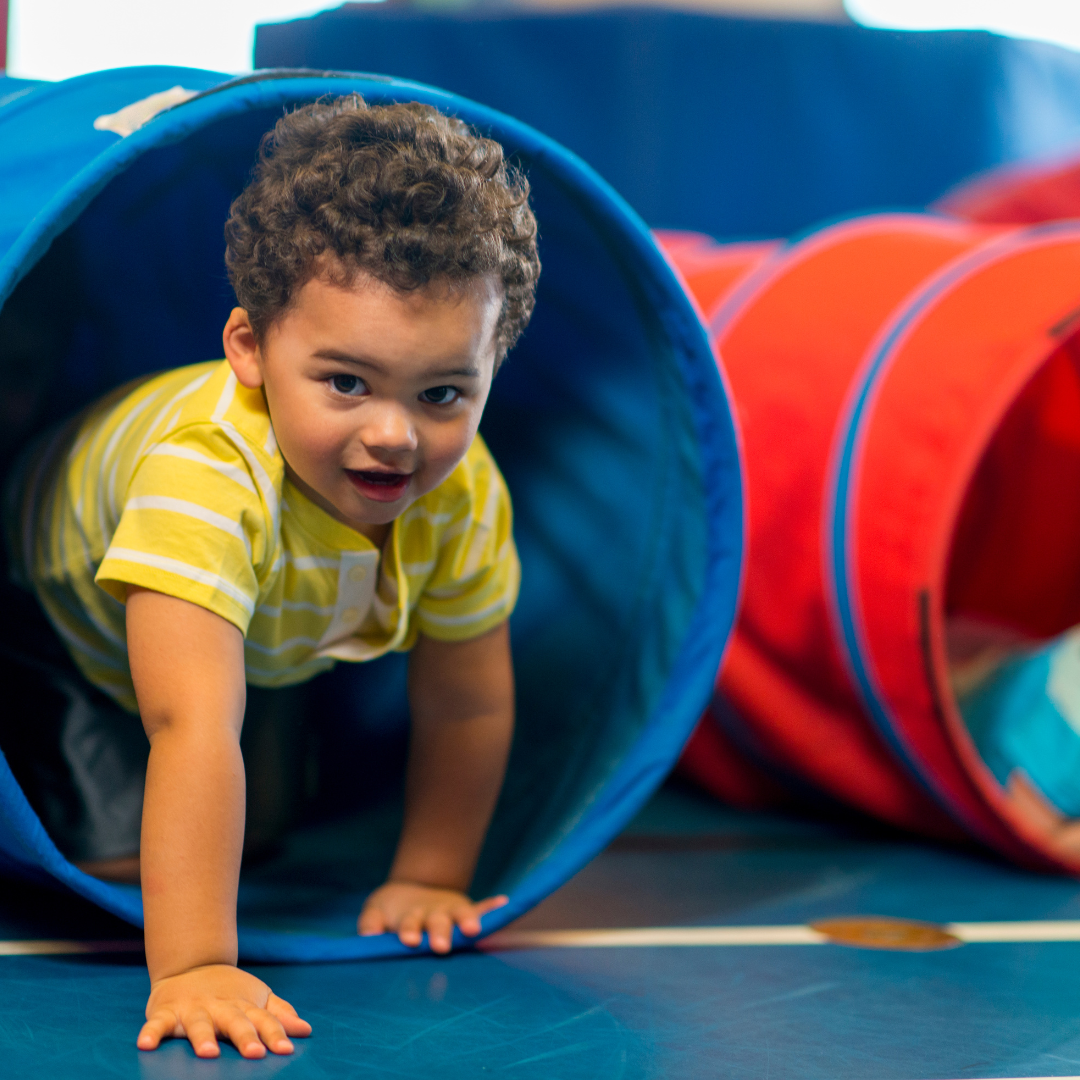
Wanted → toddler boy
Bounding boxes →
[2,95,539,1058]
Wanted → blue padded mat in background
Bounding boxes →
[255,9,1080,241]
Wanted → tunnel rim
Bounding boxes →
[828,219,1080,872]
[0,66,743,960]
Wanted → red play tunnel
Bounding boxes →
[936,150,1080,225]
[660,215,1080,872]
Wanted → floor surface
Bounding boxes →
[2,783,1079,1079]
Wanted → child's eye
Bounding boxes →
[420,386,461,405]
[330,374,367,396]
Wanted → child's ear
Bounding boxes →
[223,307,264,389]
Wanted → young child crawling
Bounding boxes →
[2,96,539,1057]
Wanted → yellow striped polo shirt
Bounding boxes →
[6,360,519,713]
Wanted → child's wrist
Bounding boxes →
[385,872,470,894]
[147,946,239,983]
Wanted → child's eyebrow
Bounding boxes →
[312,350,480,380]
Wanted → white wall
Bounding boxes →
[846,0,1080,54]
[7,0,350,81]
[524,0,845,16]
[9,0,1079,83]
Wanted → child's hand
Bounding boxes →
[1005,770,1080,856]
[138,963,312,1059]
[359,881,509,954]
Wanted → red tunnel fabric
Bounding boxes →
[949,339,1080,638]
[839,222,1080,871]
[936,152,1080,225]
[653,231,780,322]
[659,216,1080,871]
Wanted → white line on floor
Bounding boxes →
[484,925,828,948]
[0,939,143,956]
[949,921,1080,942]
[482,919,1080,950]
[4,919,1080,957]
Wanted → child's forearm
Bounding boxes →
[141,724,245,981]
[127,587,249,984]
[391,624,514,890]
[390,705,513,890]
[126,589,310,1059]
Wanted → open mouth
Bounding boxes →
[346,469,412,503]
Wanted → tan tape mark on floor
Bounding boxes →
[810,916,961,951]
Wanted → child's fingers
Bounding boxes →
[454,894,509,937]
[213,1004,266,1060]
[245,1008,294,1055]
[1055,819,1080,844]
[425,910,455,954]
[178,1009,220,1059]
[397,907,426,947]
[450,902,484,938]
[137,1008,179,1050]
[358,904,387,937]
[266,993,312,1037]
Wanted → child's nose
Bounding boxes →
[359,401,418,454]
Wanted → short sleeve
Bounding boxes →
[412,447,520,643]
[95,424,277,635]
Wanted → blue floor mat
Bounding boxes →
[3,784,1080,1078]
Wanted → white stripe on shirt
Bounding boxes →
[404,505,459,527]
[244,636,323,656]
[212,370,238,422]
[461,481,500,577]
[124,496,252,555]
[104,547,255,615]
[134,369,214,460]
[286,554,340,571]
[146,444,258,496]
[254,599,337,618]
[418,596,511,628]
[217,420,279,524]
[102,388,164,519]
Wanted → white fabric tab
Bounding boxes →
[315,550,380,653]
[93,86,198,137]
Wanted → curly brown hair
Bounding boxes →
[225,94,540,361]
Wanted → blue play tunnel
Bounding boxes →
[0,67,742,960]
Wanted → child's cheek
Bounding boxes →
[428,416,479,486]
[277,408,345,483]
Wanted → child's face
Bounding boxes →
[224,270,502,539]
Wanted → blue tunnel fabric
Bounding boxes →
[0,68,742,961]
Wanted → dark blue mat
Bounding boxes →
[256,9,1080,240]
[4,786,1080,1078]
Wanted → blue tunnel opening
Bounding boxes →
[0,68,742,960]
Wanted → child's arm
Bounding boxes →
[127,587,311,1059]
[359,621,515,953]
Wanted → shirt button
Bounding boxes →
[341,607,360,623]
[348,565,368,582]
